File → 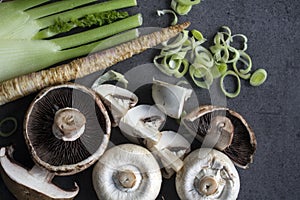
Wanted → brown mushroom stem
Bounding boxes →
[116,170,137,189]
[206,116,234,151]
[196,176,218,196]
[52,108,86,141]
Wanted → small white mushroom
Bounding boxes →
[176,148,240,200]
[0,146,79,200]
[92,144,162,200]
[150,131,191,178]
[152,79,192,119]
[93,84,138,126]
[119,105,166,145]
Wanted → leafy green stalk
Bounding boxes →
[10,0,50,10]
[0,0,142,82]
[0,0,137,40]
[26,0,98,19]
[35,10,129,39]
[0,29,139,82]
[36,0,137,29]
[60,29,139,59]
[51,14,142,50]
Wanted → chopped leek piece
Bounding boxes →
[232,51,252,79]
[162,30,189,49]
[92,70,128,89]
[250,69,267,86]
[215,62,228,75]
[171,0,193,15]
[175,3,192,15]
[157,9,178,25]
[189,64,213,89]
[175,0,201,6]
[220,70,241,98]
[0,117,17,137]
[194,45,214,68]
[191,29,204,41]
[231,33,248,51]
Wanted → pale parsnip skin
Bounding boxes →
[0,22,190,106]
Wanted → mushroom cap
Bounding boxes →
[24,83,111,175]
[152,79,192,119]
[92,144,162,200]
[0,146,79,200]
[176,148,240,200]
[182,105,256,168]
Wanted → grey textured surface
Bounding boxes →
[0,0,300,199]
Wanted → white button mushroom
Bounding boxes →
[92,84,138,127]
[119,105,166,145]
[92,144,162,200]
[176,148,240,200]
[119,105,191,177]
[152,79,192,119]
[150,130,191,178]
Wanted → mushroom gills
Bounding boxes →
[176,148,240,200]
[0,146,79,200]
[24,83,111,175]
[182,105,256,168]
[152,79,192,119]
[93,84,138,126]
[119,105,166,144]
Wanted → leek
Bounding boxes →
[0,0,141,82]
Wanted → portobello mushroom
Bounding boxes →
[182,105,256,168]
[24,83,111,175]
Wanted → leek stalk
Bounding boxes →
[0,0,141,82]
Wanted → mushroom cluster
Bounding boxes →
[91,78,256,199]
[93,81,192,179]
[0,77,257,200]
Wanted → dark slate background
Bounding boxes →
[0,0,299,199]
